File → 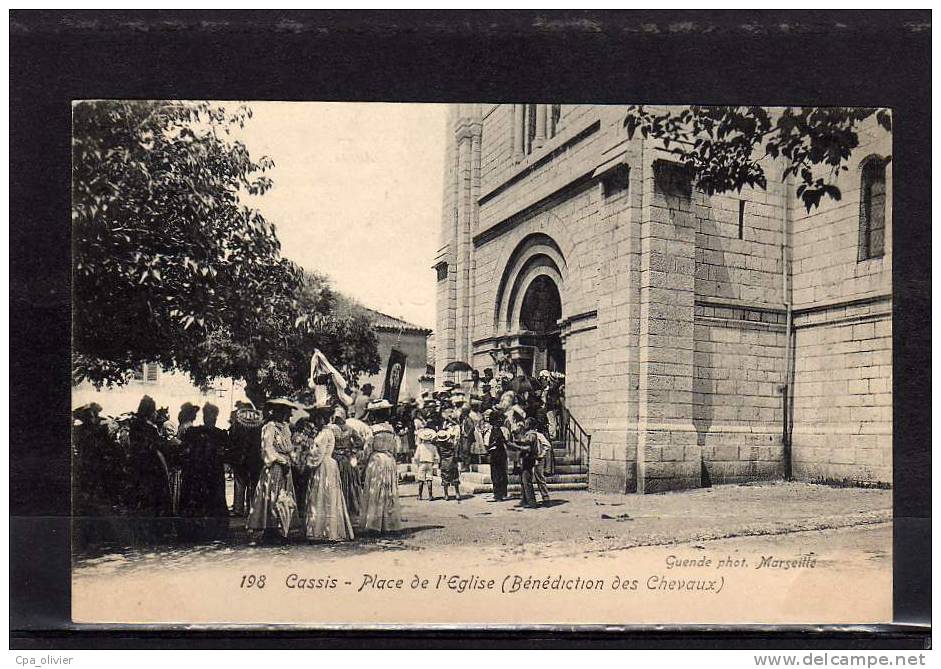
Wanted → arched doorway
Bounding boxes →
[518,274,565,376]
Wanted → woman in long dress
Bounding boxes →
[177,402,229,542]
[302,419,355,542]
[327,407,362,522]
[247,400,298,543]
[127,395,173,543]
[169,402,199,515]
[487,409,510,502]
[360,400,401,533]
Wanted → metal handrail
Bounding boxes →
[557,402,591,466]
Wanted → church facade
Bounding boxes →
[434,104,892,493]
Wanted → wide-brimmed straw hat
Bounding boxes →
[417,427,436,442]
[303,401,333,415]
[266,397,298,409]
[434,429,452,443]
[367,398,393,412]
[73,402,103,422]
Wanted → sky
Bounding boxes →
[236,102,448,329]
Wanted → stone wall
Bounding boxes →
[788,115,892,484]
[791,301,892,484]
[438,103,893,492]
[434,106,458,383]
[689,166,789,485]
[693,305,787,484]
[472,105,641,493]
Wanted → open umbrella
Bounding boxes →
[443,360,473,373]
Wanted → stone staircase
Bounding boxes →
[459,443,589,494]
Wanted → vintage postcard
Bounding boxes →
[70,101,893,626]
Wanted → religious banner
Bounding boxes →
[382,347,407,405]
[308,348,353,406]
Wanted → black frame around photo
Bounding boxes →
[9,9,930,648]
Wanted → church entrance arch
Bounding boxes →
[518,274,565,376]
[490,231,568,378]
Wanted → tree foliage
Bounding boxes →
[623,106,892,211]
[72,100,380,401]
[187,269,381,407]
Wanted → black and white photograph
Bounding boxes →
[8,10,930,646]
[68,100,895,625]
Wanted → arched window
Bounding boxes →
[519,275,562,334]
[858,157,887,261]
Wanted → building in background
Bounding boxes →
[358,307,432,402]
[435,103,891,493]
[73,306,432,420]
[71,365,250,428]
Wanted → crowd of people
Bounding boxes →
[400,368,566,507]
[71,368,566,549]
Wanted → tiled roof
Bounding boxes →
[362,307,432,335]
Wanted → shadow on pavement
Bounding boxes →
[357,524,446,542]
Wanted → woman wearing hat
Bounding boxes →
[301,413,355,542]
[177,403,229,542]
[247,399,299,543]
[168,402,200,516]
[127,395,173,543]
[412,427,439,501]
[72,402,124,547]
[327,406,363,522]
[360,400,402,533]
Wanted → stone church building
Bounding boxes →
[434,104,891,493]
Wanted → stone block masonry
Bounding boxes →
[791,298,892,484]
[436,104,893,493]
[693,304,787,484]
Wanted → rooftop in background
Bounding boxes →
[362,307,432,336]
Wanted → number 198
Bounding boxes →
[240,574,266,589]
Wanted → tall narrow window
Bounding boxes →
[738,200,746,239]
[511,104,562,159]
[526,104,537,154]
[858,157,887,261]
[549,104,562,138]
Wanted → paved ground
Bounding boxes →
[72,482,893,625]
[74,481,891,575]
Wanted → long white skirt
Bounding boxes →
[304,458,354,541]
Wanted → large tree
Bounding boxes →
[187,269,381,407]
[623,106,892,211]
[72,100,379,401]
